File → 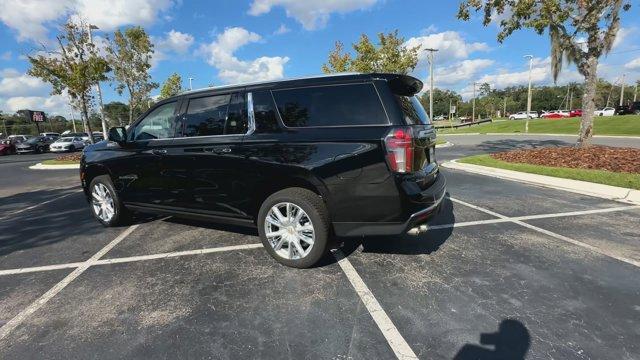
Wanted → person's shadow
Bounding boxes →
[454,319,530,360]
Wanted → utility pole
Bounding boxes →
[634,81,638,102]
[68,99,77,133]
[424,48,438,121]
[88,24,108,139]
[472,82,477,121]
[524,55,534,133]
[188,77,194,91]
[619,73,626,106]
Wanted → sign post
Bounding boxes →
[25,110,46,134]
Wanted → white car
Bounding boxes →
[594,107,615,116]
[49,137,85,152]
[508,111,537,120]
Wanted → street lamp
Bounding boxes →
[524,55,534,133]
[87,23,108,139]
[424,48,438,121]
[188,77,194,91]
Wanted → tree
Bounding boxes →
[159,73,184,99]
[322,30,420,75]
[458,0,631,147]
[28,21,110,143]
[419,88,462,118]
[105,26,158,124]
[103,102,130,126]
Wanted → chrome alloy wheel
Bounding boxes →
[91,183,115,222]
[264,202,315,260]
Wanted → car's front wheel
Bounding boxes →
[257,188,330,268]
[89,175,129,227]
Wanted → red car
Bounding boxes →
[569,109,582,117]
[0,139,16,155]
[541,110,570,119]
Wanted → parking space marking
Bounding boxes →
[429,204,640,230]
[0,189,82,220]
[0,262,84,276]
[334,249,419,360]
[449,197,640,268]
[0,225,139,341]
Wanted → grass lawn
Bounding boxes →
[41,159,80,165]
[458,154,640,190]
[439,115,640,136]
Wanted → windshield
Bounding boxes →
[26,137,42,144]
[395,95,431,125]
[57,137,73,143]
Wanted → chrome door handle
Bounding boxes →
[152,149,167,155]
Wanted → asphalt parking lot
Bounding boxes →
[1,137,639,359]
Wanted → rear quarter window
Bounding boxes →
[395,96,431,125]
[272,83,388,127]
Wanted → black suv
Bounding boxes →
[81,73,446,267]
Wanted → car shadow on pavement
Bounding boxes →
[477,139,568,153]
[322,195,456,266]
[453,319,530,360]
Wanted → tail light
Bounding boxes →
[384,127,413,173]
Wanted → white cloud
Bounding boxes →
[1,95,68,114]
[199,27,289,84]
[404,31,490,65]
[274,24,291,35]
[612,27,633,50]
[624,57,640,70]
[0,0,176,42]
[0,69,50,97]
[433,59,495,86]
[0,68,70,115]
[248,0,378,30]
[151,30,194,67]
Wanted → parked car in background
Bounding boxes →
[8,135,32,143]
[595,107,615,116]
[50,136,86,152]
[40,132,60,138]
[615,102,640,115]
[569,109,582,117]
[15,136,55,154]
[541,110,570,119]
[508,111,537,120]
[0,138,16,155]
[81,72,446,268]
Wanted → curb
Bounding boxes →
[435,141,454,148]
[441,160,640,205]
[29,163,80,170]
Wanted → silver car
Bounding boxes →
[50,137,85,152]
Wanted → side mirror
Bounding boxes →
[108,127,127,144]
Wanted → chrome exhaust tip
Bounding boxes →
[407,224,429,236]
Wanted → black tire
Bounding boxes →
[88,175,130,227]
[257,187,330,268]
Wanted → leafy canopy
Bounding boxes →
[159,73,183,100]
[457,0,631,81]
[322,30,420,75]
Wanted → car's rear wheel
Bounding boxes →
[89,175,129,227]
[257,188,330,268]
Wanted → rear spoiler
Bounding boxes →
[384,74,423,96]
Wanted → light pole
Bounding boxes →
[634,81,638,102]
[472,82,478,122]
[188,77,194,91]
[524,55,534,133]
[87,24,108,139]
[619,73,626,106]
[424,48,438,121]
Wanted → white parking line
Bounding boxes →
[333,250,418,360]
[0,189,82,220]
[449,197,640,268]
[0,225,138,341]
[429,204,640,230]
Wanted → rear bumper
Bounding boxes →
[332,172,446,237]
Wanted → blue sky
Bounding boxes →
[0,0,639,116]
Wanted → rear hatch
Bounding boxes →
[393,95,437,172]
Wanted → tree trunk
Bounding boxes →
[81,95,95,144]
[577,56,598,148]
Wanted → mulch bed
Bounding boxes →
[491,146,640,174]
[54,153,82,162]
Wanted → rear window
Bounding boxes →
[396,96,431,125]
[272,83,387,127]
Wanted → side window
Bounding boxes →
[181,93,247,137]
[133,102,177,141]
[251,90,279,133]
[272,83,388,127]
